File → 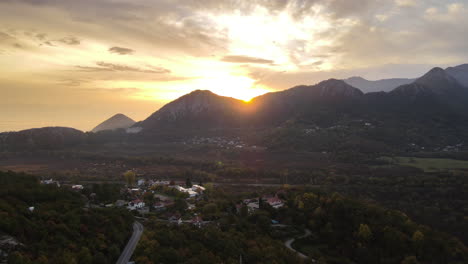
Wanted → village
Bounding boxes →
[40,176,286,228]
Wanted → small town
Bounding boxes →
[39,172,286,228]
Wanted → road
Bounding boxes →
[116,221,144,264]
[284,228,312,260]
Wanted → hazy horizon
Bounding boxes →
[2,0,468,132]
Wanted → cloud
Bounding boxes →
[35,33,47,41]
[0,31,14,42]
[221,55,274,64]
[80,87,146,94]
[395,0,417,7]
[76,61,171,74]
[109,46,134,55]
[57,78,90,86]
[58,36,80,45]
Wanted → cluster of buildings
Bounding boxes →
[118,179,206,214]
[240,194,285,213]
[185,136,259,150]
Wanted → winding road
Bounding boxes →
[284,228,312,260]
[116,221,144,264]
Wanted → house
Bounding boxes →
[187,190,198,198]
[191,185,206,192]
[153,202,166,211]
[265,197,284,209]
[127,199,145,210]
[137,179,146,186]
[72,185,84,190]
[168,213,181,222]
[191,216,203,227]
[246,202,259,212]
[151,180,170,186]
[154,194,172,202]
[41,179,60,187]
[115,200,127,207]
[171,185,199,197]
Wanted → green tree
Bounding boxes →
[240,205,248,218]
[203,203,218,216]
[357,224,373,242]
[123,170,136,187]
[401,256,420,264]
[143,192,155,208]
[78,247,92,264]
[92,252,107,264]
[186,178,192,188]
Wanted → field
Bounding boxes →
[378,156,468,172]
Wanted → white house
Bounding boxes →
[137,179,146,186]
[127,199,145,210]
[171,185,199,197]
[191,185,206,192]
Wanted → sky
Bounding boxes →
[1,0,468,132]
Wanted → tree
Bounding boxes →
[123,170,136,187]
[240,205,248,218]
[203,203,218,215]
[143,192,155,208]
[78,247,92,264]
[357,224,373,242]
[186,178,192,188]
[401,256,420,264]
[412,231,424,243]
[92,252,107,264]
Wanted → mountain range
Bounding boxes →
[342,64,468,93]
[133,64,468,132]
[2,63,468,151]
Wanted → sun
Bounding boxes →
[198,74,271,102]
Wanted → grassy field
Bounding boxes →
[378,156,468,172]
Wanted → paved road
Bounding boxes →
[284,229,312,260]
[116,221,144,264]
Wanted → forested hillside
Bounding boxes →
[0,171,133,264]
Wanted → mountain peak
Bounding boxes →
[315,78,364,97]
[189,89,215,95]
[137,89,246,130]
[416,67,448,83]
[347,76,366,81]
[391,67,465,97]
[91,113,136,132]
[414,67,461,93]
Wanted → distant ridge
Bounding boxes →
[344,76,415,93]
[92,113,136,132]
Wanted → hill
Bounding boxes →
[91,113,136,132]
[0,127,85,150]
[135,90,249,130]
